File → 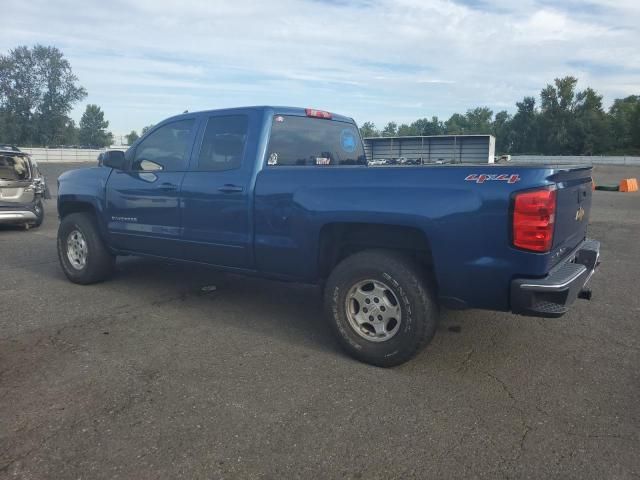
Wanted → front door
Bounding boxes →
[180,113,254,267]
[106,118,197,257]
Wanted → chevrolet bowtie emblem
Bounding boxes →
[575,206,585,222]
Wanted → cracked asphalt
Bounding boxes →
[1,163,639,479]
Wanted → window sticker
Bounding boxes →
[275,116,285,123]
[340,129,357,153]
[315,157,331,165]
[268,152,279,166]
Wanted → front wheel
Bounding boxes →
[57,212,115,284]
[324,249,439,367]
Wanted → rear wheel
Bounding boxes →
[32,199,44,228]
[324,249,438,367]
[57,212,115,284]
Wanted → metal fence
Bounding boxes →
[16,147,640,167]
[18,147,127,163]
[511,155,640,166]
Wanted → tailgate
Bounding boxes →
[0,180,34,206]
[550,166,593,261]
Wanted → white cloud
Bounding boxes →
[1,0,639,135]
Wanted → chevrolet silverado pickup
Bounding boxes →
[56,106,600,366]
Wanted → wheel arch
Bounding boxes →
[317,222,436,286]
[58,197,110,243]
[58,199,98,219]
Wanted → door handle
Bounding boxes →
[218,184,244,193]
[158,182,178,192]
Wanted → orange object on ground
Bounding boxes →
[619,178,639,192]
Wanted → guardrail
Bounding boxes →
[511,155,640,166]
[17,147,127,163]
[14,149,640,166]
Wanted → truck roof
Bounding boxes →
[162,106,355,125]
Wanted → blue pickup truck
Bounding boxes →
[57,106,600,366]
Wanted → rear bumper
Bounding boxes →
[511,239,600,318]
[0,209,37,224]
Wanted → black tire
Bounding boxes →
[595,185,619,191]
[57,212,115,284]
[32,199,44,228]
[324,249,439,367]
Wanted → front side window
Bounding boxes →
[197,115,248,171]
[132,119,194,171]
[267,116,366,167]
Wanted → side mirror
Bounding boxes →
[102,150,126,170]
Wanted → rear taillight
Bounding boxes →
[305,108,332,119]
[512,187,557,252]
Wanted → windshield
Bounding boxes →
[267,115,366,167]
[0,154,31,181]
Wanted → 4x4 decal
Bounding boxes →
[465,173,521,184]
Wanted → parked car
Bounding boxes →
[56,106,600,366]
[0,144,22,152]
[0,147,48,229]
[368,158,388,166]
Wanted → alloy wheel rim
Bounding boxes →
[345,279,402,342]
[66,230,88,270]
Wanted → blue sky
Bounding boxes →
[2,0,639,138]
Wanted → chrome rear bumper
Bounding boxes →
[0,210,37,224]
[511,239,600,318]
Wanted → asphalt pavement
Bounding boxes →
[1,163,638,479]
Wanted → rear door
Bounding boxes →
[105,118,197,257]
[179,111,255,267]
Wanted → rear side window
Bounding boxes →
[267,116,366,167]
[197,115,248,171]
[132,119,194,171]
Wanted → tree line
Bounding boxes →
[361,76,639,156]
[0,45,152,148]
[2,45,639,154]
[0,46,106,147]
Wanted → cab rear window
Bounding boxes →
[267,116,366,167]
[0,154,31,181]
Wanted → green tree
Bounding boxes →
[444,113,468,134]
[397,123,417,136]
[411,116,444,136]
[539,77,574,153]
[381,121,398,137]
[141,124,154,135]
[538,76,613,154]
[464,107,493,134]
[573,87,609,154]
[608,95,640,153]
[0,45,86,145]
[60,119,79,145]
[492,110,513,153]
[79,104,112,147]
[125,130,139,145]
[359,121,378,138]
[510,97,538,153]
